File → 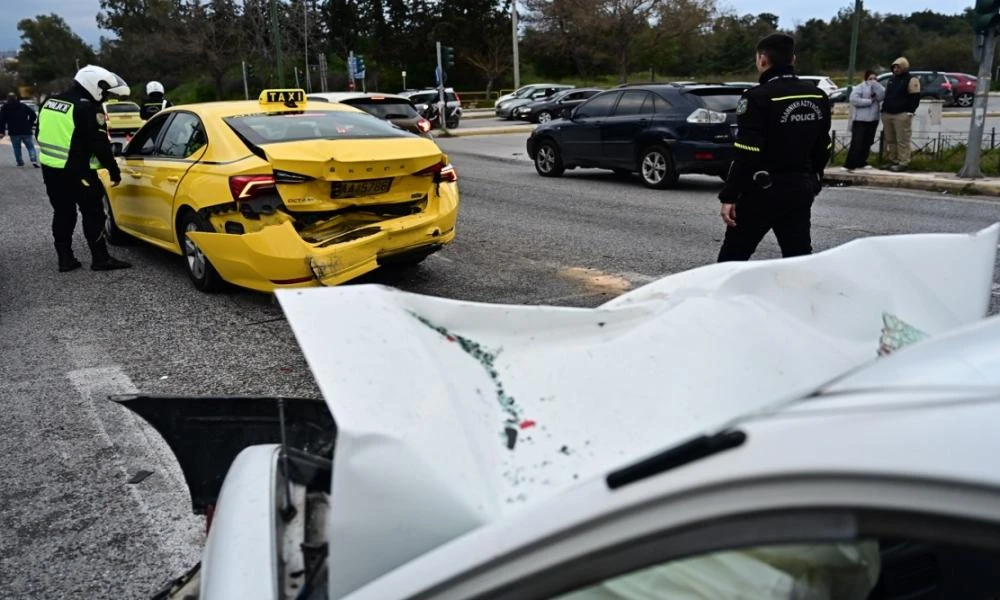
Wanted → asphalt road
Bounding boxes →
[2,134,1000,598]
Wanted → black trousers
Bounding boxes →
[41,166,108,258]
[845,120,878,169]
[717,179,815,262]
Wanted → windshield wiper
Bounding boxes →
[606,429,747,490]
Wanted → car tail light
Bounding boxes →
[694,152,715,160]
[416,160,457,182]
[417,118,431,133]
[687,108,727,124]
[229,174,276,200]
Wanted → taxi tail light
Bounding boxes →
[229,174,276,200]
[416,161,457,182]
[417,118,432,133]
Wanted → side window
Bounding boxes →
[652,95,673,114]
[575,93,620,119]
[612,92,649,117]
[125,114,170,157]
[157,112,206,158]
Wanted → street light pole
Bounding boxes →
[511,0,520,89]
[304,0,312,92]
[959,27,997,179]
[846,0,862,88]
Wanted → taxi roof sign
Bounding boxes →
[259,89,307,107]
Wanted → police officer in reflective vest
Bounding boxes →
[717,33,831,262]
[37,65,132,272]
[140,81,172,121]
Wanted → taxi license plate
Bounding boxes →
[331,178,393,198]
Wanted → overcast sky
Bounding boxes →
[0,0,970,52]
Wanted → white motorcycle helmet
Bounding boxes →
[146,81,165,95]
[74,65,130,102]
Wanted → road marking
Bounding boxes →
[558,266,635,295]
[66,353,202,570]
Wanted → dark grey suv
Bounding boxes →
[526,84,739,188]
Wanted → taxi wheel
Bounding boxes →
[638,145,679,189]
[103,191,135,246]
[179,212,225,293]
[534,140,565,177]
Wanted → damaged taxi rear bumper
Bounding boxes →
[187,199,457,293]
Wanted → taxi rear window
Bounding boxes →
[224,110,410,144]
[105,102,140,113]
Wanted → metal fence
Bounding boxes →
[829,128,1000,166]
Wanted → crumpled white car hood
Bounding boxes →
[277,224,998,598]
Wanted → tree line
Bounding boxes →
[5,0,979,102]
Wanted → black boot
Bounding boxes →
[90,241,132,271]
[56,244,82,272]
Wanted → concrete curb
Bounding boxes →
[824,169,1000,198]
[431,125,535,138]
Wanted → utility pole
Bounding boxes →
[846,0,862,88]
[511,0,520,89]
[241,60,249,100]
[436,41,448,134]
[318,52,328,92]
[959,27,997,178]
[269,0,285,86]
[294,65,301,88]
[304,0,312,92]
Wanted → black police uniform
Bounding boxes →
[38,84,125,271]
[140,93,172,121]
[717,65,832,262]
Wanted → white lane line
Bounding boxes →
[67,362,202,571]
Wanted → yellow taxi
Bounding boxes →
[100,89,459,293]
[103,99,144,135]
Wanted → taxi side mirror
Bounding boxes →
[111,142,124,156]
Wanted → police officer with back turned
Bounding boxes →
[717,33,831,262]
[37,65,132,272]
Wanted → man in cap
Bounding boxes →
[880,57,920,171]
[37,64,132,272]
[717,32,832,262]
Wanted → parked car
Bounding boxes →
[946,72,977,108]
[307,92,432,135]
[799,75,839,97]
[122,225,1000,600]
[494,82,568,107]
[526,84,741,188]
[399,88,462,128]
[828,87,849,103]
[495,84,574,119]
[512,87,603,123]
[102,99,144,135]
[877,70,954,104]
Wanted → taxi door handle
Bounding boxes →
[166,176,179,183]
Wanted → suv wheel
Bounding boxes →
[957,92,974,108]
[534,140,565,177]
[638,145,679,189]
[536,111,553,124]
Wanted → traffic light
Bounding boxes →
[247,63,256,79]
[356,55,366,75]
[443,46,455,69]
[974,0,1000,33]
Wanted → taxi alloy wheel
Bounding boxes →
[180,212,225,293]
[536,111,553,124]
[534,140,565,177]
[639,144,679,189]
[103,192,134,246]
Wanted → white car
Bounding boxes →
[130,226,1000,600]
[799,75,839,97]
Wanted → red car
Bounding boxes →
[946,73,976,108]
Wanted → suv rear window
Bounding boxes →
[224,111,409,144]
[685,90,742,112]
[343,98,420,119]
[106,102,140,113]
